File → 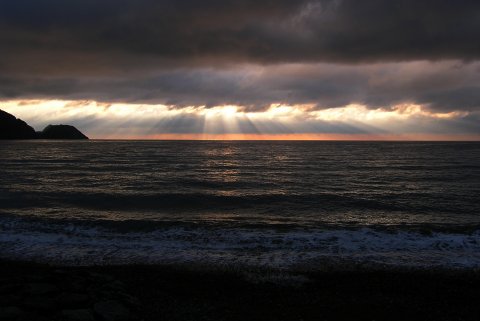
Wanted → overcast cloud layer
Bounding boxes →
[1,61,480,113]
[1,0,480,116]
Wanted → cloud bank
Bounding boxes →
[2,0,479,67]
[0,0,479,137]
[1,61,480,113]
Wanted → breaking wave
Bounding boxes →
[1,216,480,269]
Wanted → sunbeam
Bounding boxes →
[1,99,478,140]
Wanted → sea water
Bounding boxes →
[0,141,479,268]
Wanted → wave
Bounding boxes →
[1,216,480,269]
[1,190,465,214]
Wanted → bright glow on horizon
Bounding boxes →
[310,104,468,122]
[0,99,477,140]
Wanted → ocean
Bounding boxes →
[1,141,479,269]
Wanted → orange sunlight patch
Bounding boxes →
[105,133,480,141]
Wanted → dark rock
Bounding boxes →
[23,297,57,312]
[93,300,130,321]
[69,279,88,293]
[0,277,22,284]
[23,274,48,282]
[0,109,37,139]
[57,292,90,308]
[0,294,22,306]
[60,309,95,321]
[61,274,89,290]
[91,290,117,302]
[24,283,59,295]
[116,293,141,310]
[0,283,22,294]
[0,306,26,321]
[0,109,88,140]
[98,281,126,294]
[87,272,115,282]
[109,281,125,290]
[39,124,88,140]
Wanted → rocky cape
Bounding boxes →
[0,109,88,140]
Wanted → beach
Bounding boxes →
[1,259,480,321]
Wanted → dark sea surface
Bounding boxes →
[1,141,479,268]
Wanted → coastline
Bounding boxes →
[1,141,479,320]
[1,259,480,321]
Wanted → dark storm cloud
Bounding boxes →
[1,0,480,113]
[1,0,480,70]
[2,62,480,112]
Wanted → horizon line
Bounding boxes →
[85,133,480,142]
[87,139,480,142]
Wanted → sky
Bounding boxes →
[1,0,480,140]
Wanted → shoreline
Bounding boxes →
[1,259,480,320]
[3,213,480,269]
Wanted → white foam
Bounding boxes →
[1,219,480,269]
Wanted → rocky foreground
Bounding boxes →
[0,264,140,321]
[1,260,480,321]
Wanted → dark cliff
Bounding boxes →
[0,109,37,139]
[0,109,88,140]
[39,124,89,140]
